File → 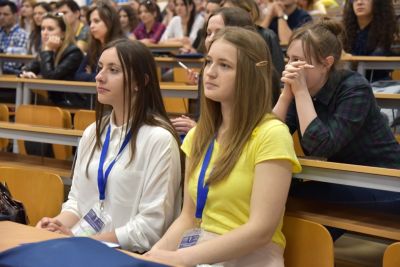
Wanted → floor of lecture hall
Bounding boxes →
[334,233,392,267]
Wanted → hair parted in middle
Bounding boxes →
[84,38,180,173]
[187,26,274,185]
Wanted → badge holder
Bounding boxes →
[72,202,112,237]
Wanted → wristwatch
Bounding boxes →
[278,14,288,21]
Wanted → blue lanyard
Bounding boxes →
[195,139,215,220]
[97,125,133,202]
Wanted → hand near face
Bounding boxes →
[43,35,62,51]
[281,61,314,97]
[36,217,73,236]
[270,1,285,17]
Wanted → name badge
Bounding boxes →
[72,203,112,236]
[178,228,204,249]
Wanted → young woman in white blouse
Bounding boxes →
[36,39,182,253]
[160,0,204,45]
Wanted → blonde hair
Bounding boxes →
[188,27,273,184]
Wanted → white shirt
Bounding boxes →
[161,14,205,44]
[62,114,182,252]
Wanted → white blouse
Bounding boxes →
[161,14,205,44]
[62,114,182,252]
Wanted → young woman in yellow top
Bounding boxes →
[147,27,301,266]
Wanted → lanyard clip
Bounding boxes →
[100,200,105,211]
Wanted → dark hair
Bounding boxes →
[343,0,396,54]
[88,39,180,170]
[175,0,196,36]
[207,7,253,32]
[56,0,80,12]
[222,0,259,23]
[290,17,344,72]
[0,1,18,14]
[119,5,138,32]
[29,2,52,54]
[87,1,124,68]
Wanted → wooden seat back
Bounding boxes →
[383,242,400,267]
[283,215,334,267]
[0,166,64,226]
[74,110,95,130]
[15,105,72,160]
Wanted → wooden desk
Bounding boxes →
[147,42,182,54]
[295,158,400,193]
[0,121,83,147]
[0,221,176,266]
[155,56,204,69]
[341,55,400,76]
[374,92,400,109]
[0,76,199,106]
[0,54,35,75]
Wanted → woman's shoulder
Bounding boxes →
[251,114,290,140]
[139,124,176,143]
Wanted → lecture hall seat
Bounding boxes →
[0,166,64,226]
[383,242,400,267]
[15,105,72,160]
[74,109,96,130]
[283,216,334,267]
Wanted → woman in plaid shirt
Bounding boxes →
[273,17,400,239]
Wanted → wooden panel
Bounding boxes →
[286,197,400,240]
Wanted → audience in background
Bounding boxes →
[37,39,182,253]
[161,0,175,26]
[132,0,165,44]
[20,13,84,106]
[0,0,28,74]
[160,0,204,45]
[19,0,35,34]
[260,0,312,44]
[342,0,397,82]
[148,27,300,266]
[56,0,89,53]
[28,2,51,55]
[222,0,285,79]
[74,1,124,82]
[119,5,138,37]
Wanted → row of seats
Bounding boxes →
[1,162,398,267]
[0,104,95,160]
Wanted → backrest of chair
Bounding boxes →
[74,109,96,130]
[383,242,400,267]
[0,104,9,149]
[15,105,72,160]
[0,166,64,226]
[283,216,334,267]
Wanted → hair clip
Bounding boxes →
[255,60,268,67]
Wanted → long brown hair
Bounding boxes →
[41,13,76,65]
[86,39,180,173]
[187,27,273,184]
[86,1,124,68]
